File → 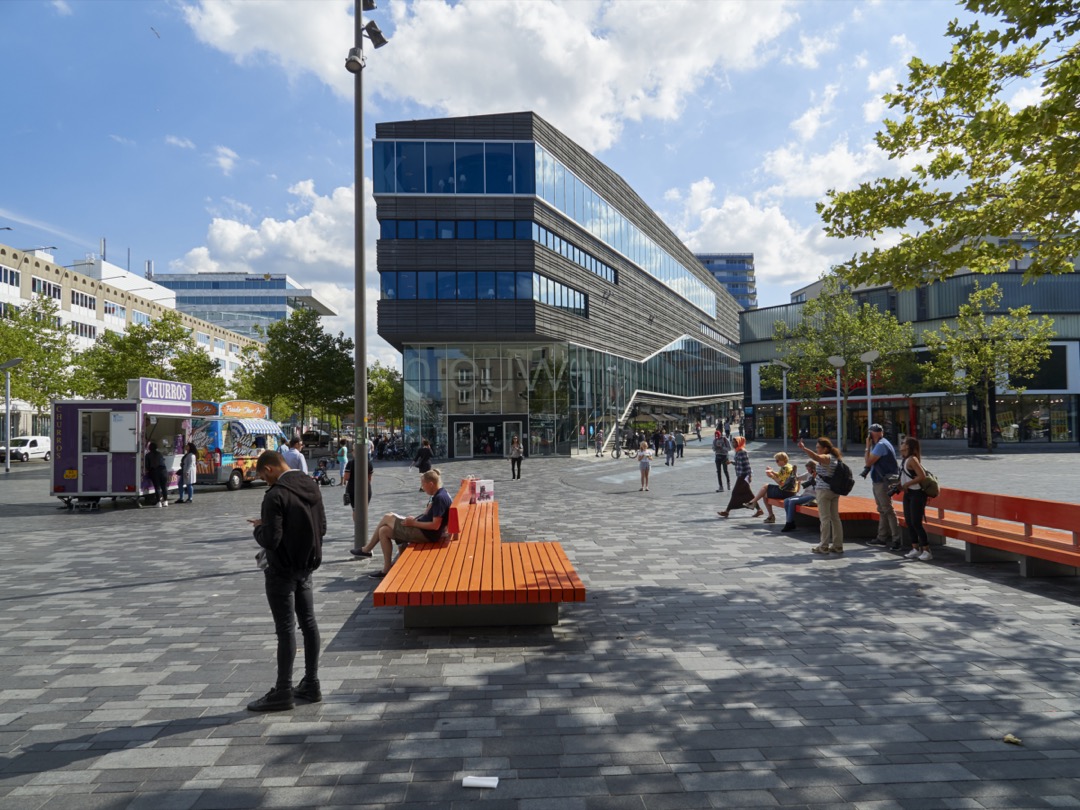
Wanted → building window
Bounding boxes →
[214,337,226,351]
[70,321,97,340]
[132,310,152,326]
[458,368,473,385]
[480,387,493,403]
[1,266,20,288]
[31,277,62,300]
[71,290,97,309]
[228,342,240,354]
[458,389,471,404]
[104,301,126,318]
[197,332,210,346]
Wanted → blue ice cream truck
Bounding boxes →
[51,378,191,509]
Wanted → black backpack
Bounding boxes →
[827,459,855,495]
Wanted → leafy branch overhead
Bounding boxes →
[818,0,1080,289]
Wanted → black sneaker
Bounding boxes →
[247,686,294,712]
[867,538,887,546]
[889,542,903,551]
[294,677,322,703]
[780,523,797,532]
[349,549,372,557]
[369,571,388,579]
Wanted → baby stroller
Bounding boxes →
[311,458,336,487]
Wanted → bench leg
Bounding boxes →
[965,544,1019,565]
[1019,557,1079,578]
[403,603,560,628]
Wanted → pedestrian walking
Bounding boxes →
[247,451,326,712]
[595,429,604,457]
[724,419,732,440]
[413,438,434,491]
[898,437,932,561]
[336,439,349,485]
[718,436,753,517]
[664,432,676,466]
[712,430,732,492]
[144,442,169,507]
[176,442,197,504]
[863,423,902,549]
[675,429,685,458]
[694,421,702,442]
[509,435,523,479]
[281,438,308,474]
[797,438,844,555]
[636,441,653,491]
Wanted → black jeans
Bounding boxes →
[511,457,522,478]
[264,568,320,689]
[151,466,168,503]
[903,489,929,547]
[715,458,730,489]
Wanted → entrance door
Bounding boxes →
[503,421,523,456]
[454,422,473,459]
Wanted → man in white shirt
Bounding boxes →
[281,439,309,474]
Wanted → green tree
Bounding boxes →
[72,310,226,398]
[761,275,916,448]
[0,296,78,415]
[819,0,1080,289]
[171,347,228,402]
[923,281,1053,451]
[367,361,404,431]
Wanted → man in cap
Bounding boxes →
[863,423,902,550]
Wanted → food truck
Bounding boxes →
[190,399,286,490]
[51,377,191,509]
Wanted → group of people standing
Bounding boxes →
[715,423,932,559]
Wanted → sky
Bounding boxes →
[2,0,1026,370]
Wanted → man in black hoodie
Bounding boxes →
[247,451,326,712]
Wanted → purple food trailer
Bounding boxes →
[51,378,192,509]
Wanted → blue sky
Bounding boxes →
[3,0,1014,368]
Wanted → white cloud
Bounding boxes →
[166,135,196,149]
[169,179,399,368]
[212,145,239,176]
[110,134,136,147]
[180,0,799,152]
[1008,83,1045,110]
[790,83,839,141]
[51,0,72,15]
[760,138,890,200]
[783,32,839,70]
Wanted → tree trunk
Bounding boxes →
[983,377,994,454]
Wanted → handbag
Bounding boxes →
[921,470,940,498]
[343,490,351,507]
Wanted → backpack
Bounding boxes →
[921,469,940,498]
[826,459,855,496]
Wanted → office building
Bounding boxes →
[696,253,757,309]
[374,111,743,458]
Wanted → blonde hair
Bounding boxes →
[774,452,789,465]
[420,468,442,486]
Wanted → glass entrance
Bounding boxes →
[503,421,523,456]
[453,422,473,459]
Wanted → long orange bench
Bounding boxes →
[892,488,1080,577]
[765,493,880,537]
[372,480,586,627]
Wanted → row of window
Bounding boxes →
[374,140,536,196]
[699,322,738,351]
[132,311,152,326]
[104,301,126,318]
[535,223,615,284]
[175,295,288,306]
[381,270,587,316]
[31,277,61,300]
[197,332,210,346]
[71,291,97,310]
[160,279,285,290]
[71,321,97,340]
[1,267,20,287]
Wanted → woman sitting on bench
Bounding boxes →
[743,452,798,524]
[353,469,452,579]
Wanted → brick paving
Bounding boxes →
[1,440,1079,809]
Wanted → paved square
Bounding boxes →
[2,441,1079,808]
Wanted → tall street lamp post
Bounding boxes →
[1,357,24,475]
[345,0,388,554]
[774,360,791,452]
[827,355,846,448]
[859,350,880,440]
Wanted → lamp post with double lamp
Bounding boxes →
[345,0,388,553]
[1,358,24,475]
[773,360,791,452]
[827,355,846,448]
[859,350,880,440]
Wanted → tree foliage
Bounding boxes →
[761,275,916,447]
[0,296,78,413]
[819,0,1080,289]
[72,310,226,399]
[922,281,1054,451]
[367,361,404,430]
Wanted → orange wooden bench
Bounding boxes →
[891,488,1080,577]
[372,480,586,627]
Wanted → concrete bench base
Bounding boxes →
[965,543,1079,578]
[404,602,560,628]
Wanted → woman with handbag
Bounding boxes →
[898,437,932,561]
[508,435,524,479]
[797,437,845,554]
[742,451,798,524]
[717,436,754,517]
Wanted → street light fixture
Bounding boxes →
[346,0,389,555]
[774,360,791,452]
[827,355,846,447]
[859,350,880,440]
[1,357,24,475]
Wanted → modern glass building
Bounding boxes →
[375,112,743,458]
[153,272,336,341]
[740,271,1080,447]
[696,253,757,310]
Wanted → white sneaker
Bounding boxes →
[162,500,169,508]
[156,501,163,508]
[904,548,920,559]
[918,550,932,561]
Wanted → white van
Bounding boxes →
[0,435,52,462]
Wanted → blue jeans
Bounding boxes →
[784,491,817,524]
[180,482,194,501]
[264,568,320,689]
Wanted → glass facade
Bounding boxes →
[381,270,586,316]
[373,138,715,316]
[402,338,740,458]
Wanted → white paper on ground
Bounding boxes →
[462,776,499,789]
